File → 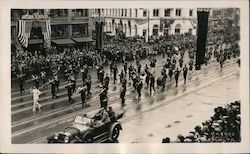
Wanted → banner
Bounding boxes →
[196,10,209,68]
[96,22,104,50]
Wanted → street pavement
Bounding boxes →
[11,53,240,143]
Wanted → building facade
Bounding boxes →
[91,8,198,39]
[11,9,93,51]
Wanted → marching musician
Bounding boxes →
[65,78,74,104]
[49,78,57,99]
[53,73,60,91]
[41,70,47,89]
[86,75,92,96]
[17,73,25,95]
[78,86,87,108]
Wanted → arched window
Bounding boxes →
[175,24,181,34]
[152,24,159,36]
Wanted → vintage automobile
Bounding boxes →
[47,109,123,143]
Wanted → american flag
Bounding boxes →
[18,19,51,48]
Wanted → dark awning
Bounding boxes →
[29,39,44,44]
[72,37,94,43]
[52,39,75,45]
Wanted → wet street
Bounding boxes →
[11,55,240,143]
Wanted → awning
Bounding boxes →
[29,39,44,44]
[72,37,94,43]
[52,39,75,45]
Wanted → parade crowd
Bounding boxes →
[11,20,240,113]
[162,100,241,143]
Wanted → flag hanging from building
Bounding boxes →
[196,9,209,69]
[18,20,32,48]
[96,21,104,50]
[18,19,51,48]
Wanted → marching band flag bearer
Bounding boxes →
[30,86,42,112]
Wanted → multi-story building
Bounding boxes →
[91,8,197,39]
[11,9,93,51]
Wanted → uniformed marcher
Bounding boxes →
[120,84,126,107]
[183,65,188,84]
[65,79,74,103]
[49,78,57,99]
[149,74,155,95]
[104,73,110,90]
[119,70,124,84]
[17,73,25,95]
[136,78,143,100]
[79,86,87,108]
[99,85,108,109]
[123,60,128,75]
[174,68,180,87]
[113,64,118,83]
[54,74,60,91]
[41,71,47,89]
[86,75,92,96]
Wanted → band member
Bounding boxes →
[30,86,42,112]
[119,70,124,84]
[113,64,118,83]
[136,78,143,100]
[78,86,87,108]
[120,83,126,107]
[41,70,47,89]
[174,68,180,87]
[149,74,155,95]
[49,78,57,99]
[183,65,188,84]
[104,73,110,90]
[86,75,92,96]
[17,73,25,95]
[99,85,108,109]
[123,60,128,75]
[65,79,74,103]
[53,74,60,91]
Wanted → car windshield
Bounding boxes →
[74,115,91,125]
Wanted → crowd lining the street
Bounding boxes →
[162,100,241,143]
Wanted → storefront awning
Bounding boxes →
[72,37,94,43]
[52,39,75,45]
[29,39,44,44]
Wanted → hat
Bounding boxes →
[184,138,192,143]
[214,127,221,132]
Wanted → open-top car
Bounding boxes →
[47,108,123,143]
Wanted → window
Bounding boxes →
[143,10,147,17]
[125,9,127,17]
[153,9,159,17]
[189,9,193,17]
[176,9,181,17]
[152,25,159,36]
[130,9,132,17]
[122,9,124,16]
[164,9,171,17]
[72,9,88,17]
[175,24,181,34]
[72,24,88,36]
[135,9,138,17]
[49,9,68,18]
[51,25,69,37]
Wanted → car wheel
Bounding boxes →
[111,125,120,140]
[82,133,93,143]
